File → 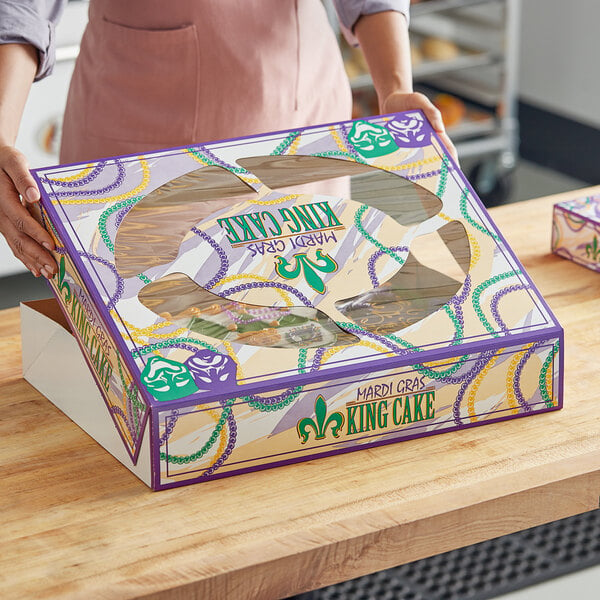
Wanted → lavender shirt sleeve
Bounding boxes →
[0,0,66,80]
[333,0,410,46]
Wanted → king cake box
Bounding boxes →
[28,110,564,490]
[552,192,600,272]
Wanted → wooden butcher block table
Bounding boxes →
[2,186,600,600]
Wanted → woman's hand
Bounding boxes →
[0,145,56,278]
[381,91,459,164]
[0,43,56,278]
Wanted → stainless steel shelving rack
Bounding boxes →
[410,0,521,175]
[331,0,522,201]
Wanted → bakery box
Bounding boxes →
[552,192,600,272]
[27,111,563,490]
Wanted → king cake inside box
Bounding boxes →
[30,110,564,490]
[552,192,600,273]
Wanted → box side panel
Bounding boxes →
[552,206,600,272]
[20,302,152,486]
[38,205,150,463]
[156,336,561,489]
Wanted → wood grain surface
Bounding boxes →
[2,187,600,600]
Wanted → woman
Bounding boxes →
[0,0,455,279]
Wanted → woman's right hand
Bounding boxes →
[0,145,56,278]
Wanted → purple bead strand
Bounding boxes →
[44,161,106,188]
[405,168,443,181]
[110,405,136,441]
[114,202,136,228]
[452,350,495,425]
[77,251,124,310]
[191,226,229,289]
[367,245,408,287]
[490,284,529,333]
[450,275,471,342]
[159,410,180,446]
[221,282,313,307]
[339,324,409,355]
[513,341,544,412]
[49,160,126,198]
[199,401,238,479]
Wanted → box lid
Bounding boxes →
[556,193,600,222]
[33,111,560,408]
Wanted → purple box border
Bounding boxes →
[34,114,560,405]
[32,112,561,397]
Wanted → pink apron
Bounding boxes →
[60,0,352,163]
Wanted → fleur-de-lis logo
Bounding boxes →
[296,395,345,444]
[585,235,600,262]
[275,249,338,294]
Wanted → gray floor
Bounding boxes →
[0,158,589,310]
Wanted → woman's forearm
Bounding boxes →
[0,43,38,147]
[353,10,413,109]
[353,10,458,161]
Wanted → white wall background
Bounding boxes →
[519,0,600,128]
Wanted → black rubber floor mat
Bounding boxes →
[289,508,600,600]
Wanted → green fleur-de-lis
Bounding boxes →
[585,235,600,262]
[296,395,345,444]
[275,249,338,294]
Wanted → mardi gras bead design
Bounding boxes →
[348,120,399,158]
[119,146,469,360]
[141,355,199,401]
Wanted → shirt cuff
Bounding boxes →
[334,0,410,47]
[0,14,56,81]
